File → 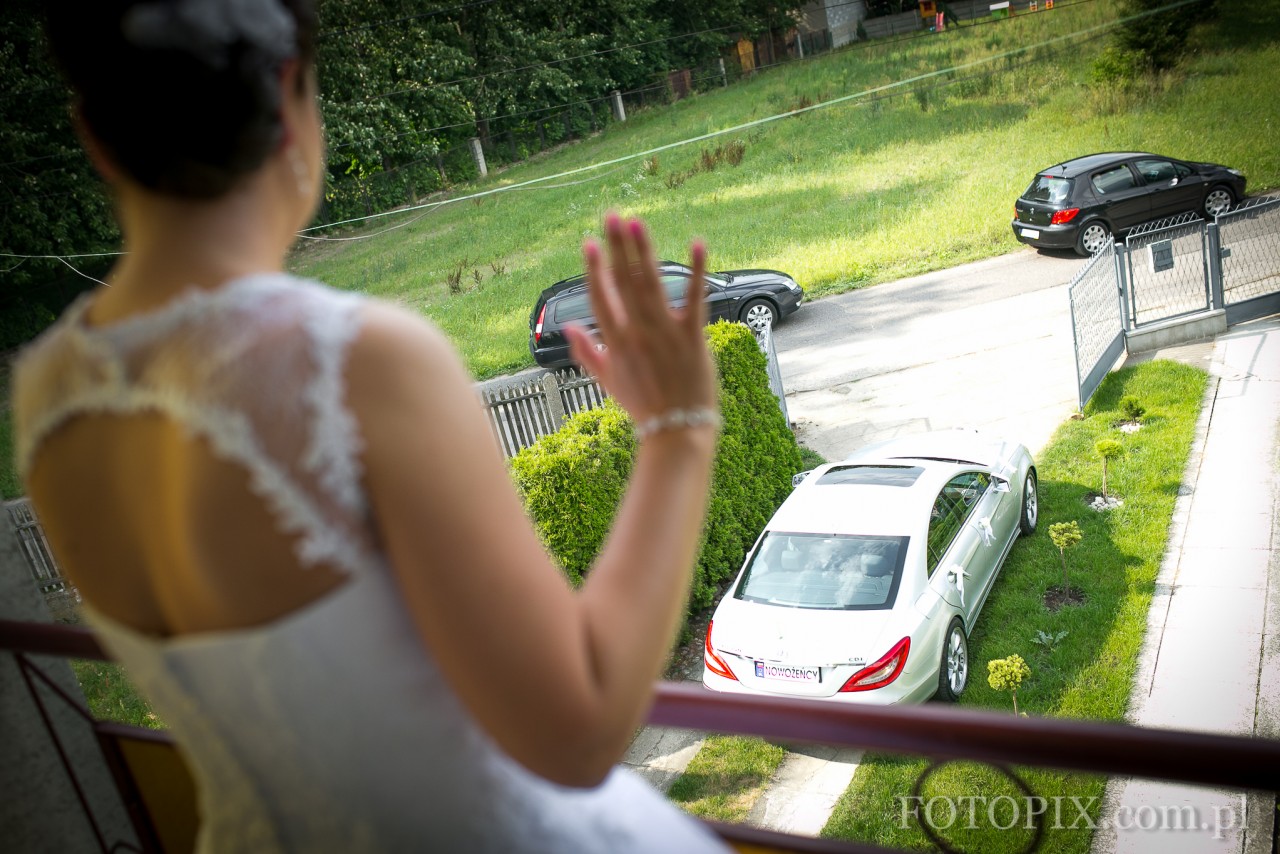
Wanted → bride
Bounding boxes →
[15,1,727,850]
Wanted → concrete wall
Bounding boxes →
[0,513,137,853]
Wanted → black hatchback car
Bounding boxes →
[1012,152,1246,256]
[529,261,804,369]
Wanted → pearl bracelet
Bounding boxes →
[635,407,722,439]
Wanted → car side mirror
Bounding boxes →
[792,470,813,487]
[990,476,1011,494]
[1170,177,1178,186]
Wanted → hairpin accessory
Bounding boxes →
[122,0,296,69]
[635,407,722,440]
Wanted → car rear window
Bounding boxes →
[1021,175,1071,204]
[816,465,924,487]
[552,292,592,324]
[734,533,908,611]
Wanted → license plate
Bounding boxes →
[755,662,821,683]
[1020,228,1040,239]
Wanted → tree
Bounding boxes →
[1048,521,1082,595]
[1116,0,1216,71]
[987,655,1031,715]
[1095,439,1124,500]
[0,0,115,348]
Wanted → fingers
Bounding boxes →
[605,214,666,327]
[683,239,708,335]
[582,237,622,345]
[564,322,608,380]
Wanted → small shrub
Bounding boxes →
[489,260,506,277]
[1120,396,1146,422]
[664,172,687,190]
[1048,521,1083,595]
[471,268,483,288]
[642,156,660,176]
[721,139,745,167]
[445,263,465,294]
[987,655,1032,715]
[789,94,815,112]
[1095,438,1124,499]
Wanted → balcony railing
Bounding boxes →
[4,618,1278,854]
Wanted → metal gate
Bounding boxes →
[1123,213,1209,327]
[1068,241,1125,412]
[1218,194,1280,325]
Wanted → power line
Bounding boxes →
[299,3,1149,235]
[4,0,1176,254]
[330,0,1100,158]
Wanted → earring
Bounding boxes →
[286,146,312,198]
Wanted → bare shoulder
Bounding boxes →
[349,300,460,371]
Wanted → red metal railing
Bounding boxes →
[4,618,1278,853]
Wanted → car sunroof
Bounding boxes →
[816,465,924,487]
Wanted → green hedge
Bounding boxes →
[509,320,804,613]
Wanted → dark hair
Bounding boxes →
[44,0,318,199]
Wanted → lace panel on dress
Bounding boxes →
[11,275,376,577]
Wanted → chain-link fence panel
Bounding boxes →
[1219,194,1280,306]
[1069,242,1124,411]
[1125,213,1209,327]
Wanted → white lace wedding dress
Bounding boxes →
[13,274,728,853]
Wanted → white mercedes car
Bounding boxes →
[703,429,1037,705]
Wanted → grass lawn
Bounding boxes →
[819,360,1209,851]
[289,0,1279,380]
[69,660,163,730]
[667,735,788,823]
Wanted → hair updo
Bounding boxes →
[45,0,318,199]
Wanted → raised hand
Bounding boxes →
[563,212,718,432]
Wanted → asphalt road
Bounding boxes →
[774,246,1089,460]
[482,245,1092,459]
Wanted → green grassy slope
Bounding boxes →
[289,0,1280,378]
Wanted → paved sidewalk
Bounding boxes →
[1092,316,1280,854]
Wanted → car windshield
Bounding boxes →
[1022,175,1072,204]
[734,533,908,610]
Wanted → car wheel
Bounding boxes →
[1075,221,1111,257]
[740,298,778,332]
[1019,469,1038,535]
[937,617,968,702]
[1203,186,1234,219]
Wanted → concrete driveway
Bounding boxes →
[775,247,1087,460]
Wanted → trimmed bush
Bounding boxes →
[509,321,804,614]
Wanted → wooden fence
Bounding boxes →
[480,323,788,459]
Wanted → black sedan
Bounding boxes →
[529,261,804,369]
[1011,152,1247,256]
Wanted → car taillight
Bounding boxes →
[533,303,546,344]
[1050,208,1080,225]
[839,637,910,692]
[704,620,737,681]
